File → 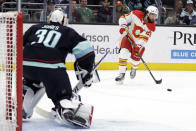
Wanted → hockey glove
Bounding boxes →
[119,24,128,37]
[74,63,93,88]
[131,45,145,61]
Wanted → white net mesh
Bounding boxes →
[0,12,18,131]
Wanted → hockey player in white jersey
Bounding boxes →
[115,5,158,84]
[22,9,95,128]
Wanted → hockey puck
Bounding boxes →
[167,88,172,92]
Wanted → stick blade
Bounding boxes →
[156,79,162,84]
[35,106,54,119]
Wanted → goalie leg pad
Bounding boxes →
[23,87,45,119]
[55,99,94,128]
[74,103,94,127]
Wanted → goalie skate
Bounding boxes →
[115,73,125,84]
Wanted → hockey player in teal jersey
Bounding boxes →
[22,9,95,128]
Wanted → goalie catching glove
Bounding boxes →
[74,62,93,88]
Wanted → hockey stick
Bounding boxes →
[72,50,110,93]
[35,106,54,119]
[126,35,162,84]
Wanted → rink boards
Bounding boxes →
[22,24,196,71]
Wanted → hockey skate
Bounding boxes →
[130,67,136,79]
[115,73,125,84]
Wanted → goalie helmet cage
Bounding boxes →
[0,12,23,131]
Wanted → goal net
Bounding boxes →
[0,12,23,131]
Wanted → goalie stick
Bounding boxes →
[126,34,162,84]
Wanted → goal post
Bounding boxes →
[0,12,23,131]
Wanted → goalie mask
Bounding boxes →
[49,9,68,25]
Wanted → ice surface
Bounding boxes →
[23,70,196,131]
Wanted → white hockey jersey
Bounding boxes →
[119,10,156,47]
